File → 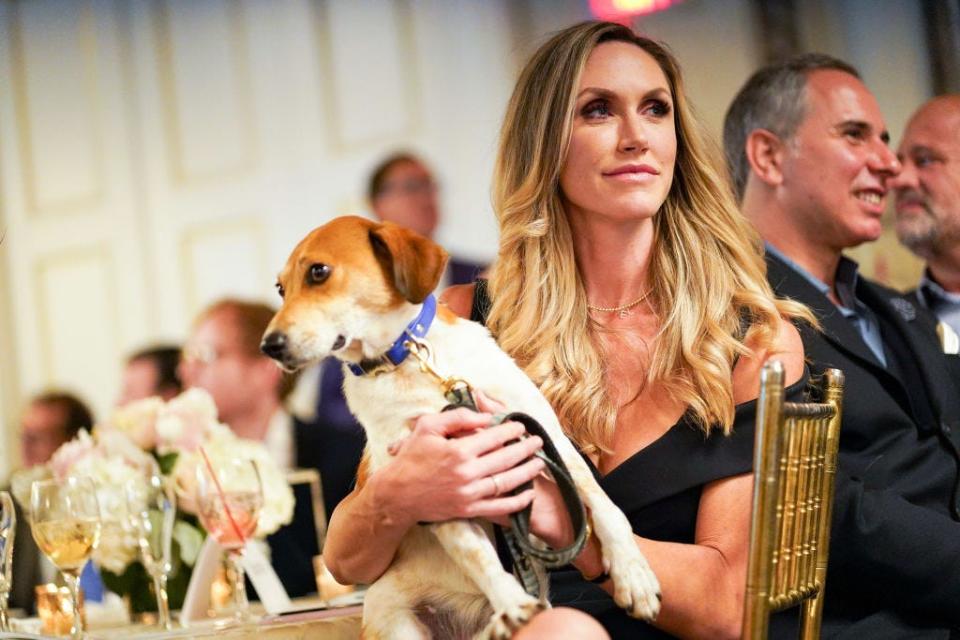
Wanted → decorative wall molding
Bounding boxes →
[311,0,421,152]
[153,0,257,187]
[178,217,270,318]
[10,0,106,217]
[33,244,122,401]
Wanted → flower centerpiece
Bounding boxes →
[11,388,295,614]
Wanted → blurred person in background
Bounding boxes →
[892,94,960,337]
[179,298,322,597]
[180,300,298,459]
[18,392,90,469]
[367,151,486,287]
[725,54,960,636]
[7,391,93,614]
[117,345,183,406]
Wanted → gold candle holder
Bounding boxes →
[313,555,354,602]
[35,584,84,637]
[209,563,233,615]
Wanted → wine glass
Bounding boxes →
[0,491,16,632]
[194,457,262,623]
[127,474,176,629]
[30,477,101,640]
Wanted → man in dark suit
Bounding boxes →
[8,392,92,614]
[724,54,960,637]
[892,94,960,338]
[179,299,323,597]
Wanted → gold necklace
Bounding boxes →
[587,289,652,318]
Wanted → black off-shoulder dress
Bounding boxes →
[470,281,807,638]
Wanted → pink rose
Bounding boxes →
[49,430,97,480]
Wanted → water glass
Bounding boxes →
[0,491,15,631]
[127,474,177,629]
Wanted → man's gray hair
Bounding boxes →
[722,53,861,202]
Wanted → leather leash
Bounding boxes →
[403,337,590,599]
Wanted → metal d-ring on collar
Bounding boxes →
[348,293,438,377]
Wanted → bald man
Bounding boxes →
[893,94,960,336]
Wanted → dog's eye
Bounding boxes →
[275,282,285,299]
[308,263,332,285]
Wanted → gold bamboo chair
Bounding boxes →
[742,361,844,640]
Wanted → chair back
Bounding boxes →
[286,468,327,551]
[742,361,844,640]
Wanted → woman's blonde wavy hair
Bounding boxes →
[487,21,810,455]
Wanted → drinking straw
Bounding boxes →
[197,447,245,545]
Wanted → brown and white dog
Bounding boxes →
[261,216,660,639]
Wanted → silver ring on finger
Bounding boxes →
[489,474,502,497]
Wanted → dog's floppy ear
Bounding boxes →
[369,222,449,303]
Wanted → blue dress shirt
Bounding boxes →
[766,244,887,366]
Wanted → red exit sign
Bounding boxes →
[588,0,683,21]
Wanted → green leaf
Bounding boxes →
[156,452,179,475]
[173,521,205,566]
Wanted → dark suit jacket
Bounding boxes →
[297,361,366,521]
[256,419,338,599]
[767,253,960,638]
[907,286,960,391]
[7,494,41,615]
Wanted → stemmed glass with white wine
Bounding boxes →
[0,491,16,632]
[127,473,177,630]
[30,477,101,640]
[195,456,262,624]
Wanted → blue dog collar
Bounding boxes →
[348,293,437,376]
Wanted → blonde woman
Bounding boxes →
[324,21,806,639]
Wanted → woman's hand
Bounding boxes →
[468,392,577,548]
[379,403,546,527]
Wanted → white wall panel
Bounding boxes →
[316,0,417,149]
[180,219,271,317]
[0,0,149,441]
[34,248,121,414]
[408,0,517,262]
[156,0,256,184]
[10,0,104,215]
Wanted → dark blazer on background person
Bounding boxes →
[766,253,960,638]
[296,363,366,521]
[906,285,960,391]
[249,416,343,600]
[262,467,322,599]
[8,496,41,615]
[447,256,486,290]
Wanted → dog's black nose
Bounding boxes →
[260,331,288,360]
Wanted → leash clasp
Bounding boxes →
[403,336,477,408]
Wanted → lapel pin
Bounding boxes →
[890,298,916,322]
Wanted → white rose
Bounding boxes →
[155,388,220,455]
[104,397,164,450]
[182,432,294,538]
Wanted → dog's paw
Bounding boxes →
[481,597,547,640]
[606,539,661,621]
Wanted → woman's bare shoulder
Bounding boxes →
[732,315,805,403]
[439,283,476,320]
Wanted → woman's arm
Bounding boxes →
[323,408,546,585]
[565,316,805,639]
